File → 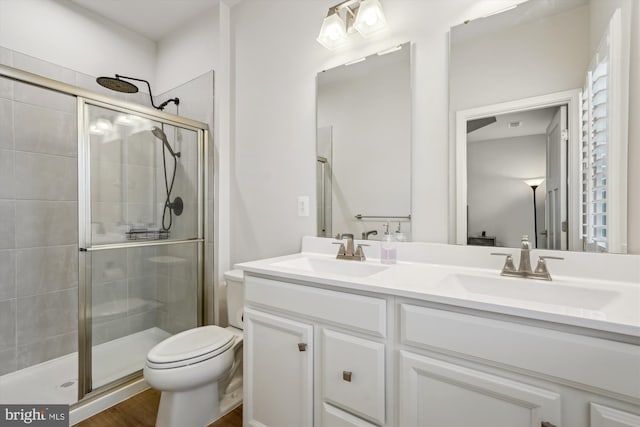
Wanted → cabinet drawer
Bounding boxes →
[321,403,379,427]
[245,275,386,337]
[400,304,640,399]
[322,329,385,425]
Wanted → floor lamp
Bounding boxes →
[524,178,544,248]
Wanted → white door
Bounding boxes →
[398,351,561,427]
[244,308,314,427]
[545,105,568,250]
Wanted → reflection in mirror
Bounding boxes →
[450,0,633,253]
[316,42,412,240]
[466,105,569,250]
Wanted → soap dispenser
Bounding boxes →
[380,222,397,265]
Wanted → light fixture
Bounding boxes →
[317,0,389,50]
[524,178,545,248]
[89,124,104,136]
[353,0,387,37]
[115,114,134,126]
[317,12,349,50]
[524,178,544,188]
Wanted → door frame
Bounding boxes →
[77,97,207,400]
[544,105,568,251]
[454,89,581,251]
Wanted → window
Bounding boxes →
[580,9,627,253]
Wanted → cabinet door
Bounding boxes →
[591,403,640,427]
[244,308,313,427]
[398,351,561,427]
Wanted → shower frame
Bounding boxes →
[0,64,210,405]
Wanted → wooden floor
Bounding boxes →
[75,389,242,427]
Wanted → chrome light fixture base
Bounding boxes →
[317,0,388,50]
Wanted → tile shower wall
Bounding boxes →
[92,246,163,345]
[0,47,78,375]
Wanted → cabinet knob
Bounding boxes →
[342,371,352,382]
[297,343,307,352]
[541,422,557,427]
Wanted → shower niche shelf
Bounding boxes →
[125,227,170,241]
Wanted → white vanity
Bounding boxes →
[237,237,640,427]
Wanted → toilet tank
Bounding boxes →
[224,269,245,329]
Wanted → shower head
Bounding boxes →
[96,76,139,93]
[96,74,179,111]
[151,127,181,159]
[151,126,166,141]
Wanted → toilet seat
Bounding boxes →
[146,326,235,370]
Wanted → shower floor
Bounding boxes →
[0,327,170,405]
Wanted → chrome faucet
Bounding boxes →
[492,235,564,281]
[333,233,368,261]
[362,230,378,240]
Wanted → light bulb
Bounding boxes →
[96,118,113,131]
[353,0,388,38]
[89,124,104,135]
[317,13,348,50]
[363,10,378,26]
[328,27,341,40]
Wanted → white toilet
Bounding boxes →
[144,270,245,427]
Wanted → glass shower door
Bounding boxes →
[79,100,204,394]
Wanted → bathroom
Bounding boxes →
[1,0,639,426]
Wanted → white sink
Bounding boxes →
[270,256,388,278]
[438,273,621,311]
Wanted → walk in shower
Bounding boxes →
[0,64,208,406]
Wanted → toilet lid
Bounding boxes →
[147,326,235,365]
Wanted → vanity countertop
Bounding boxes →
[236,237,640,338]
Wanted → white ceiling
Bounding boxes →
[69,0,220,41]
[467,106,558,142]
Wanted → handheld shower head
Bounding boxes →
[151,126,181,159]
[152,126,184,229]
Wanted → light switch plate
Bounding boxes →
[297,196,309,217]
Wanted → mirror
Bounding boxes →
[316,43,412,240]
[450,0,633,253]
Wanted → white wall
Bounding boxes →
[467,134,546,249]
[590,0,633,57]
[229,0,525,264]
[317,53,411,239]
[0,0,156,85]
[155,6,220,94]
[450,5,590,112]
